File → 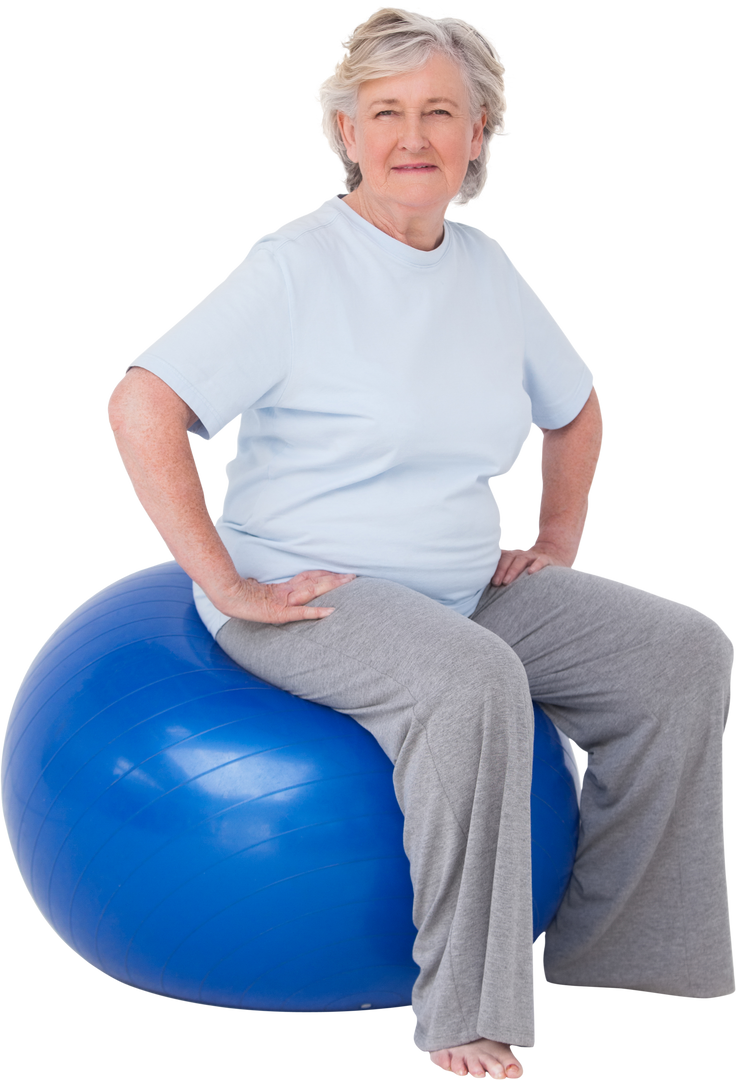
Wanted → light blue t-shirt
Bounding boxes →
[133,196,593,636]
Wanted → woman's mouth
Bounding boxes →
[393,164,438,171]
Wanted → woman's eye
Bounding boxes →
[376,110,451,116]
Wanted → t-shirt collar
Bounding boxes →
[330,191,447,264]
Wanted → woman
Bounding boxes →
[108,9,734,1079]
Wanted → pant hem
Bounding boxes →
[412,1032,540,1049]
[536,976,730,997]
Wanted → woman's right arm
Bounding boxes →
[108,367,353,623]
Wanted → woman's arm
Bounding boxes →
[108,367,354,622]
[492,388,600,587]
[533,384,600,561]
[109,367,237,601]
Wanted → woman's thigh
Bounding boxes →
[469,565,733,749]
[215,574,532,767]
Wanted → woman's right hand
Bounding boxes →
[211,570,357,624]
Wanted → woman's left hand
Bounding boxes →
[491,543,573,587]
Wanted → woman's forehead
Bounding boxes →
[357,54,469,107]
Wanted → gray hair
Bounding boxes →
[320,8,506,204]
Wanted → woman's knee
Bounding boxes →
[700,614,733,676]
[665,606,733,686]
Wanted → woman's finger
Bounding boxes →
[500,556,530,585]
[502,550,552,584]
[527,554,552,574]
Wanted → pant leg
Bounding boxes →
[470,565,734,997]
[215,575,536,1051]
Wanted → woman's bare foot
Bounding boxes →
[429,1037,522,1078]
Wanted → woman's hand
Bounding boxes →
[491,543,571,587]
[211,570,357,624]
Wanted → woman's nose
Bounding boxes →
[395,126,430,150]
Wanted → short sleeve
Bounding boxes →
[515,269,594,430]
[130,245,292,439]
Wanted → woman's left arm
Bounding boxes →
[491,387,603,586]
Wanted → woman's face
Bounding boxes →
[338,52,486,214]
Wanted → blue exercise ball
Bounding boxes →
[2,562,579,1012]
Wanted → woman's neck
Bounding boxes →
[342,188,446,251]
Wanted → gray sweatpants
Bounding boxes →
[215,566,734,1052]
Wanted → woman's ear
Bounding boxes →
[337,112,360,164]
[469,111,487,161]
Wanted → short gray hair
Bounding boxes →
[320,8,506,204]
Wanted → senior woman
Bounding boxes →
[108,9,734,1079]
